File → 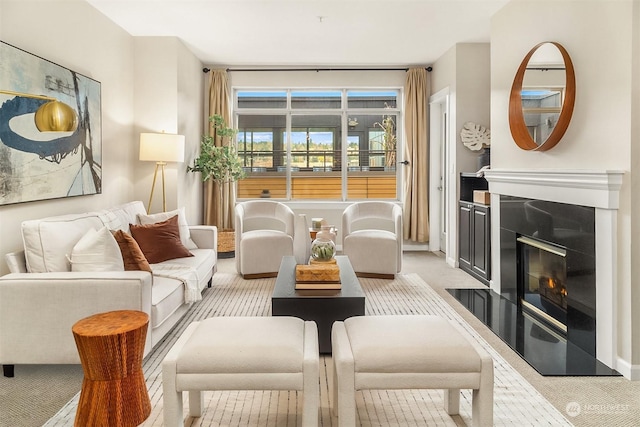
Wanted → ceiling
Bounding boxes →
[87,0,509,67]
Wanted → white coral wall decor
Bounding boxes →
[461,122,491,151]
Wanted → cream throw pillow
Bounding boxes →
[68,226,125,272]
[137,207,198,250]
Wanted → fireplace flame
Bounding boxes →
[546,277,568,297]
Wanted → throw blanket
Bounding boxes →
[151,264,202,303]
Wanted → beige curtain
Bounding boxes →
[203,69,235,230]
[402,68,430,242]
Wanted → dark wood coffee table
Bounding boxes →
[272,256,365,353]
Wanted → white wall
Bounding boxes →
[431,43,491,264]
[177,45,206,225]
[0,0,135,276]
[431,43,491,176]
[0,2,205,276]
[491,0,639,373]
[132,37,204,222]
[228,69,406,89]
[133,37,179,215]
[456,44,491,174]
[631,0,640,376]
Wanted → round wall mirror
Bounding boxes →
[509,42,575,151]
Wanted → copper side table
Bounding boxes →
[72,310,151,427]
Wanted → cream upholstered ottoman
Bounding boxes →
[331,315,493,427]
[162,317,319,427]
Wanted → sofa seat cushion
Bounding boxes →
[153,248,215,286]
[239,230,293,275]
[344,229,397,245]
[343,230,398,274]
[151,276,185,329]
[241,229,293,243]
[344,315,482,374]
[150,248,216,319]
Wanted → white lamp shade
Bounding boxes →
[139,132,185,162]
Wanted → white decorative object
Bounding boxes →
[461,122,491,151]
[310,226,337,262]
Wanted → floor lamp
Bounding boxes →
[139,132,185,213]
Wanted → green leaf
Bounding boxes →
[187,115,246,184]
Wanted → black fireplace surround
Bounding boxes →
[501,196,596,355]
[450,195,619,376]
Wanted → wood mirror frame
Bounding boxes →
[509,42,576,151]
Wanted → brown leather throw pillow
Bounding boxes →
[129,215,194,264]
[111,230,152,272]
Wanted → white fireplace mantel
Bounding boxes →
[484,169,624,209]
[484,168,625,374]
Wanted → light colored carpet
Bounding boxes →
[0,364,82,427]
[44,272,571,426]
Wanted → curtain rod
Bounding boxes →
[203,66,433,73]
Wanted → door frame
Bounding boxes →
[428,87,450,257]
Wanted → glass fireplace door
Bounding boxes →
[517,235,568,333]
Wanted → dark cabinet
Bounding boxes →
[459,174,491,285]
[459,201,491,285]
[459,202,473,270]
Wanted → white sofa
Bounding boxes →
[0,201,217,377]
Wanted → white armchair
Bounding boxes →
[341,201,403,278]
[235,200,296,278]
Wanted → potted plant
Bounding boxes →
[188,114,245,257]
[374,114,397,170]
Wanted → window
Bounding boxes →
[235,89,400,200]
[292,91,341,109]
[522,87,564,145]
[237,91,287,109]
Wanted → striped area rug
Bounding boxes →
[44,273,572,426]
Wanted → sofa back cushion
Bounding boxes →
[21,201,148,273]
[22,213,105,273]
[104,201,147,233]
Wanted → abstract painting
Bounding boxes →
[0,41,102,205]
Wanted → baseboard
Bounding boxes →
[615,357,640,380]
[403,244,430,251]
[446,256,456,268]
